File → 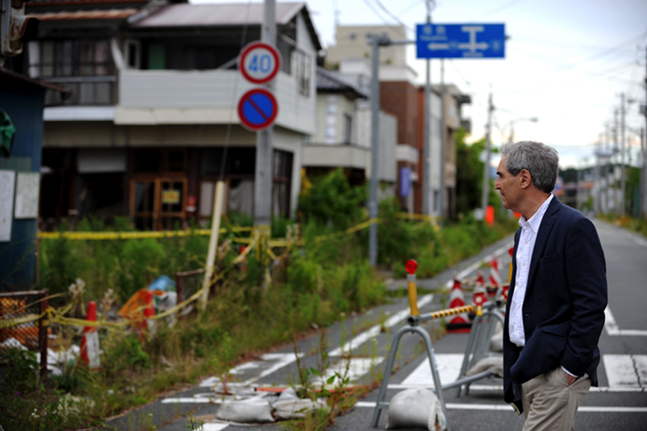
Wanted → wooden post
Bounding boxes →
[200,181,225,310]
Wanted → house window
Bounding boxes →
[28,39,113,78]
[291,49,311,97]
[28,39,115,106]
[125,40,141,69]
[343,113,352,145]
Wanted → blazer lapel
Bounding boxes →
[527,198,561,287]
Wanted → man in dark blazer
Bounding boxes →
[495,141,607,430]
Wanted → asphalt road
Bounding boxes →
[105,219,647,431]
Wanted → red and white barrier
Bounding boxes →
[80,301,100,369]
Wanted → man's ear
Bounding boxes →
[519,169,532,189]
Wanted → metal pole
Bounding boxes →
[613,108,619,215]
[439,59,446,221]
[369,35,380,267]
[422,1,431,216]
[642,128,646,217]
[620,93,626,217]
[480,92,493,217]
[254,0,276,226]
[595,141,601,214]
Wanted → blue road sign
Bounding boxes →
[416,23,505,59]
[400,167,411,197]
[237,88,278,131]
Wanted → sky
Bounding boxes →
[192,0,647,169]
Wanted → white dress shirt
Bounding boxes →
[508,194,577,378]
[509,194,554,347]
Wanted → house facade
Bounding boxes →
[303,66,396,190]
[23,0,321,229]
[326,24,472,218]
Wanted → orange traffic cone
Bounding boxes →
[80,301,100,369]
[446,278,471,333]
[489,256,501,289]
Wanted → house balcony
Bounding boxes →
[114,69,315,135]
[42,69,316,135]
[302,143,369,171]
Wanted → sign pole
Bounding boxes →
[422,1,431,217]
[254,0,276,227]
[480,91,493,218]
[369,34,380,267]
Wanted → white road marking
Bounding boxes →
[162,398,212,403]
[604,307,647,336]
[321,357,384,383]
[199,353,304,387]
[355,401,647,412]
[445,242,514,288]
[604,354,647,388]
[329,294,434,356]
[202,425,229,431]
[401,353,465,388]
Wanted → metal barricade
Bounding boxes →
[0,290,49,380]
[371,260,505,431]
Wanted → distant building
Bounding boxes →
[325,24,472,217]
[22,0,321,229]
[304,66,396,192]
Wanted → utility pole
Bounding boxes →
[368,34,381,267]
[439,58,446,221]
[253,0,276,227]
[613,109,619,215]
[620,93,626,217]
[595,138,601,214]
[480,92,494,217]
[422,0,432,216]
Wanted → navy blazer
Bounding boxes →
[503,197,608,412]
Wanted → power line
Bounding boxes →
[447,59,471,87]
[371,0,414,32]
[549,30,647,73]
[361,0,392,26]
[479,0,524,18]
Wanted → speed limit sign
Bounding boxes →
[239,41,282,85]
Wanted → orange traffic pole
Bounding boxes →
[405,259,419,317]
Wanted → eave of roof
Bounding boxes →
[316,67,367,99]
[26,0,148,7]
[29,8,140,20]
[132,2,322,51]
[0,68,68,92]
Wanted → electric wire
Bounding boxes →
[478,0,524,18]
[371,0,414,32]
[361,0,393,26]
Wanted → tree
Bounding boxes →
[455,128,486,216]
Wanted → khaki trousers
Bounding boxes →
[521,367,591,431]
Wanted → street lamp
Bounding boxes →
[506,117,538,144]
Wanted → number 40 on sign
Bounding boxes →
[239,41,282,85]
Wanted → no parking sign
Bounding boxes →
[237,88,278,132]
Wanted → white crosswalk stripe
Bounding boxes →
[603,354,647,388]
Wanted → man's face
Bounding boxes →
[495,156,522,212]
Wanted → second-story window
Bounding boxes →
[27,39,115,106]
[291,49,311,97]
[28,39,113,78]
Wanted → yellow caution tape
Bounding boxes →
[37,227,255,241]
[0,313,44,329]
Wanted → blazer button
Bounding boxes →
[524,313,531,317]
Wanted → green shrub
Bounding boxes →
[299,169,366,229]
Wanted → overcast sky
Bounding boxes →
[193,0,647,169]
